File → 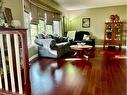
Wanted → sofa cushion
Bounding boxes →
[50,39,56,48]
[51,36,68,43]
[74,32,84,41]
[52,42,70,50]
[36,33,45,39]
[35,38,56,48]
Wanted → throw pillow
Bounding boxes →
[83,34,89,40]
[52,36,62,43]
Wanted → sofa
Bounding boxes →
[35,34,70,58]
[67,31,95,47]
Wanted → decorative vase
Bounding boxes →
[11,20,21,28]
[114,14,120,22]
[109,15,115,22]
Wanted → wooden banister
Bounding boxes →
[0,28,31,95]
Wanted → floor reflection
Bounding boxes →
[30,62,53,95]
[30,62,64,95]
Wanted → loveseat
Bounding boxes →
[35,34,70,58]
[67,31,95,47]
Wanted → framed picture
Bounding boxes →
[82,18,90,28]
[4,7,13,26]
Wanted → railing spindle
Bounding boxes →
[0,34,8,90]
[6,34,16,93]
[14,34,23,94]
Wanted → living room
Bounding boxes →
[0,0,126,95]
[1,0,126,58]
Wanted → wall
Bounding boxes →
[67,5,126,45]
[4,0,24,27]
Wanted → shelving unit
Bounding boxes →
[103,15,123,49]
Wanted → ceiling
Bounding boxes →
[53,0,126,10]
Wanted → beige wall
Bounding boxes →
[67,5,126,45]
[4,0,24,27]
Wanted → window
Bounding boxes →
[24,12,38,46]
[46,25,53,34]
[30,24,38,45]
[38,20,45,34]
[24,11,31,46]
[53,21,61,36]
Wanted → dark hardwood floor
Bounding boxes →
[30,48,126,95]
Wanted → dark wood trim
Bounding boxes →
[20,30,31,95]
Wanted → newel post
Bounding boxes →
[19,29,31,95]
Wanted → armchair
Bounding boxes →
[35,34,70,58]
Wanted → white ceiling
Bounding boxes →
[53,0,126,10]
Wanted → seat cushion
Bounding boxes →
[74,32,84,41]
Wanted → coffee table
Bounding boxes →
[70,45,92,59]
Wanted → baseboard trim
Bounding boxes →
[95,45,103,47]
[95,45,127,49]
[29,54,38,62]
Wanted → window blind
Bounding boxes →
[24,0,30,12]
[30,4,39,24]
[46,11,53,25]
[53,13,61,21]
[38,8,45,20]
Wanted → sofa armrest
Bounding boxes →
[52,42,70,50]
[34,39,43,46]
[35,38,56,48]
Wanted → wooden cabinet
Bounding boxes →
[103,21,123,49]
